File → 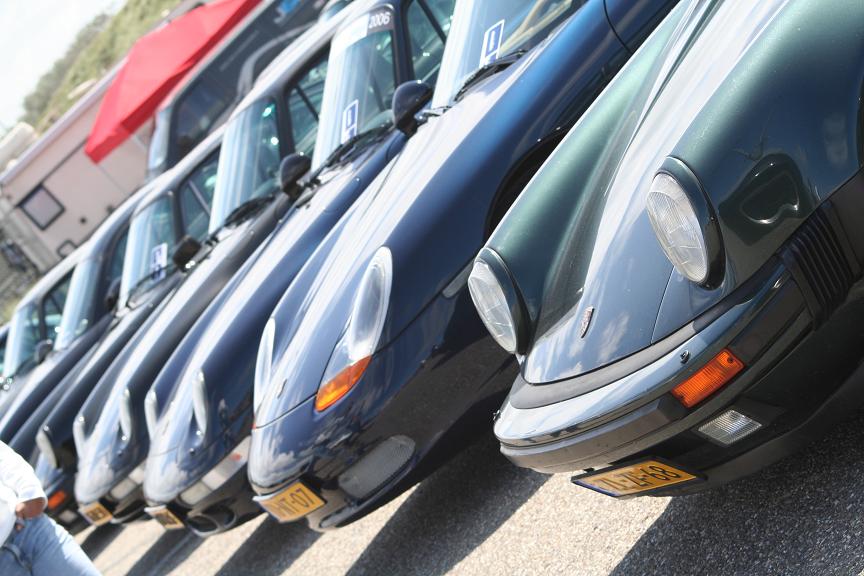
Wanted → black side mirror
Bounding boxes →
[34,340,53,365]
[280,153,312,200]
[172,236,202,270]
[104,277,122,311]
[392,80,433,137]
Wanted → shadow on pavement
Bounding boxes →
[346,433,549,576]
[612,410,864,575]
[79,523,124,559]
[125,529,203,576]
[215,517,321,576]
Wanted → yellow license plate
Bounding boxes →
[147,506,185,530]
[257,481,325,522]
[574,459,699,496]
[79,501,113,526]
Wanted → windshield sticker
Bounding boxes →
[341,99,359,143]
[480,20,506,67]
[367,8,394,34]
[150,243,168,281]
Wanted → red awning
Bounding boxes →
[85,0,261,163]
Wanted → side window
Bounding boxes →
[106,229,128,286]
[285,52,329,157]
[178,150,221,242]
[43,273,72,340]
[406,0,454,86]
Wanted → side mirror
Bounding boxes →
[172,236,202,270]
[280,153,311,200]
[392,80,433,137]
[104,277,122,311]
[34,340,53,365]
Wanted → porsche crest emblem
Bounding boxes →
[580,307,595,338]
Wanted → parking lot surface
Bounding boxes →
[77,410,864,575]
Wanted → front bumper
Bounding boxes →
[77,464,147,526]
[496,195,864,494]
[250,288,516,530]
[144,464,260,537]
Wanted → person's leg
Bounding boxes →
[12,515,100,576]
[0,540,31,576]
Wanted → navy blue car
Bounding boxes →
[248,0,677,530]
[140,0,455,536]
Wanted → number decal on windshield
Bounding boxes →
[150,243,168,281]
[480,20,506,66]
[341,99,359,143]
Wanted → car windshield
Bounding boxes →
[311,7,398,170]
[54,258,99,351]
[147,107,171,179]
[120,196,178,308]
[431,0,580,107]
[209,100,282,234]
[3,302,40,379]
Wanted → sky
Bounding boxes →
[0,0,125,129]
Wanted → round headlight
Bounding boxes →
[646,171,709,284]
[144,389,158,441]
[119,388,134,441]
[192,370,208,437]
[254,318,276,412]
[468,252,526,354]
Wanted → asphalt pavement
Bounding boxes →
[76,409,864,575]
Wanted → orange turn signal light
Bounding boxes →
[47,490,67,511]
[672,349,744,408]
[315,356,371,412]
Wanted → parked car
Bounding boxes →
[18,129,223,534]
[248,0,676,530]
[71,8,355,528]
[1,253,78,393]
[473,0,864,498]
[146,0,328,179]
[0,186,144,448]
[140,0,454,537]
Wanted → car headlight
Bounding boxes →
[316,247,392,412]
[254,318,276,412]
[73,416,86,455]
[144,389,159,441]
[119,388,133,441]
[192,370,208,437]
[35,428,57,469]
[646,157,722,286]
[467,248,528,354]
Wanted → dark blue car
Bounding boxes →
[140,0,455,536]
[248,0,677,531]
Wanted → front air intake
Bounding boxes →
[781,203,861,327]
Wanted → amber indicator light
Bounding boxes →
[47,490,67,511]
[672,349,744,408]
[315,356,372,412]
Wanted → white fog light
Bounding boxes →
[109,477,139,501]
[698,409,762,446]
[647,172,709,284]
[179,482,211,506]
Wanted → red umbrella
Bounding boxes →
[85,0,261,163]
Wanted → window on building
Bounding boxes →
[19,185,64,230]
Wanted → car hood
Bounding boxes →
[75,206,285,500]
[487,0,864,384]
[147,134,402,459]
[254,0,634,426]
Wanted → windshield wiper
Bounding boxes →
[317,123,393,174]
[126,264,173,304]
[222,193,276,229]
[454,50,527,102]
